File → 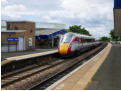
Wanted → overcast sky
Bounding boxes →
[1,0,114,39]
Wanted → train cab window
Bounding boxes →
[62,34,73,43]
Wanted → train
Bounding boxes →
[58,32,100,55]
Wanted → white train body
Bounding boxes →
[58,32,100,55]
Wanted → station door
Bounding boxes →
[17,37,25,51]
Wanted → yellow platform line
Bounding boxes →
[47,43,112,90]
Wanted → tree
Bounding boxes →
[100,36,110,42]
[68,25,91,36]
[110,29,121,41]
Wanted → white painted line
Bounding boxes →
[46,44,109,90]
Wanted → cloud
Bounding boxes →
[1,0,8,4]
[48,0,113,23]
[1,0,114,39]
[46,0,114,38]
[2,4,38,18]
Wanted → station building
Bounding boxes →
[114,0,121,36]
[1,21,36,52]
[1,21,67,52]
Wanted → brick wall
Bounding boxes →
[6,21,35,50]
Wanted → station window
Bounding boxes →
[9,34,11,37]
[14,26,18,30]
[30,29,33,33]
[7,24,10,30]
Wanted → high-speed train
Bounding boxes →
[58,32,100,55]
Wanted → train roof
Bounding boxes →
[65,32,94,39]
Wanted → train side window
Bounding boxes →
[83,39,85,43]
[88,39,90,42]
[79,38,81,43]
[81,38,84,43]
[75,38,78,41]
[87,39,90,42]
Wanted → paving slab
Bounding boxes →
[86,44,121,90]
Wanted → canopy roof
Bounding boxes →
[36,29,67,39]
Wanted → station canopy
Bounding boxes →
[36,28,67,39]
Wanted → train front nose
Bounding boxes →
[59,43,69,55]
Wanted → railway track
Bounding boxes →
[1,59,65,89]
[1,43,106,90]
[32,44,106,90]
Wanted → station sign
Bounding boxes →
[7,38,19,41]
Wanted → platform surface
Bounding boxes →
[86,44,121,90]
[47,43,112,90]
[1,49,58,66]
[1,48,57,59]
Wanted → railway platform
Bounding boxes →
[47,43,117,90]
[1,48,58,66]
[1,48,57,59]
[86,44,121,90]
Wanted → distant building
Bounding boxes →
[114,0,121,36]
[1,20,67,52]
